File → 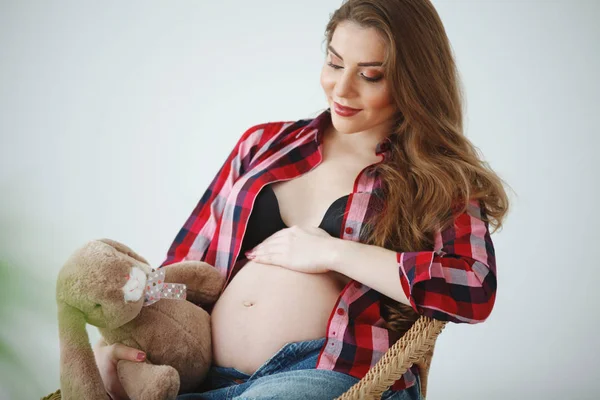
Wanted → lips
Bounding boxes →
[333,101,362,117]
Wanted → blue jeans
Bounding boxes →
[177,337,422,400]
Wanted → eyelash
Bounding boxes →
[326,62,383,83]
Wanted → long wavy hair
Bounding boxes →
[323,0,513,333]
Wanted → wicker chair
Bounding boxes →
[41,316,447,400]
[335,316,447,399]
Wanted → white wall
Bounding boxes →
[0,1,597,399]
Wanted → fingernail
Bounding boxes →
[245,251,255,259]
[137,352,145,361]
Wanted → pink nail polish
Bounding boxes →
[137,352,145,361]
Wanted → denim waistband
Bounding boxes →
[208,337,327,385]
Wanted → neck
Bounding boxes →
[325,123,391,159]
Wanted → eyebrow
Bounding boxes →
[327,45,383,67]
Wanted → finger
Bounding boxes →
[111,343,145,362]
[264,226,295,241]
[252,246,285,266]
[253,252,275,265]
[249,237,279,255]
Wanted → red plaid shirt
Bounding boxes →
[159,108,497,392]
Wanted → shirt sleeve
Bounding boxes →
[397,198,497,324]
[158,122,271,268]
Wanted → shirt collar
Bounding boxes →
[304,108,394,157]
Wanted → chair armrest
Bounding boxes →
[335,316,448,400]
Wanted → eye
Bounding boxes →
[326,62,383,83]
[327,61,343,70]
[363,75,383,83]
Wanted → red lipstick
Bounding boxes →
[333,101,362,117]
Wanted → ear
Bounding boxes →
[57,300,107,400]
[97,238,150,265]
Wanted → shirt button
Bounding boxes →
[345,227,353,234]
[336,308,345,316]
[354,282,362,289]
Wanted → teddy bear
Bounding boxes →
[55,238,225,400]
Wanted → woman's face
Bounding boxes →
[320,20,396,138]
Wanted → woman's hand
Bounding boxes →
[93,338,146,400]
[244,226,337,274]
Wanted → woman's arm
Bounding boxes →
[158,123,272,268]
[327,198,496,324]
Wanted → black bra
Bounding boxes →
[237,184,350,261]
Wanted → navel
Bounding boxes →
[242,300,255,307]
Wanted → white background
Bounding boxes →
[1,1,598,399]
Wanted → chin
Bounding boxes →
[331,116,367,133]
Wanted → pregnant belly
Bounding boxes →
[210,260,350,375]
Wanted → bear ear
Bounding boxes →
[57,301,107,398]
[96,238,150,266]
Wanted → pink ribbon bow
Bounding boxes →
[143,268,187,306]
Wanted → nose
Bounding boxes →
[333,69,355,99]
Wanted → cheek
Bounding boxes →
[363,86,393,109]
[320,67,335,93]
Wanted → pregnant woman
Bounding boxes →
[93,0,509,399]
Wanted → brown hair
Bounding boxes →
[323,0,513,333]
